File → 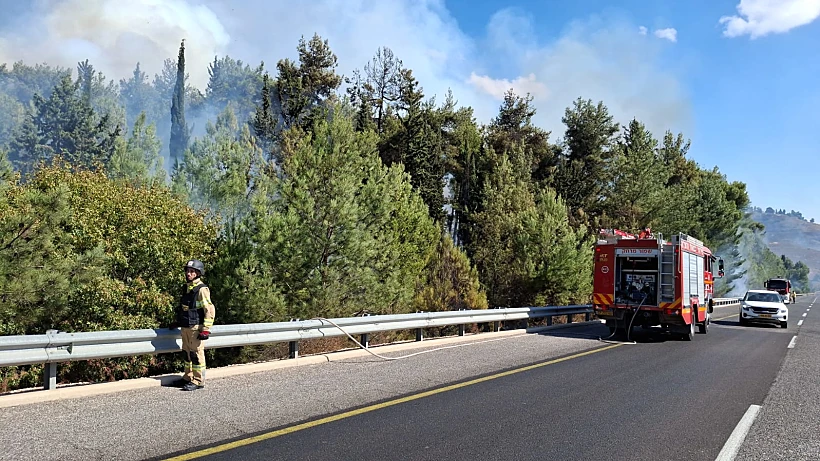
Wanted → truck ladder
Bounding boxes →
[660,243,675,303]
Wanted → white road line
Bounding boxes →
[803,313,807,317]
[788,336,797,349]
[715,404,762,461]
[798,320,804,326]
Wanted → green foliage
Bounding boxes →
[485,89,555,185]
[174,106,268,225]
[413,230,488,311]
[8,74,120,172]
[170,40,190,166]
[0,90,26,149]
[245,102,438,319]
[0,61,71,104]
[605,118,665,230]
[0,149,12,183]
[553,97,620,224]
[108,112,165,186]
[275,34,343,132]
[470,153,593,307]
[206,56,265,121]
[0,163,217,335]
[252,73,278,160]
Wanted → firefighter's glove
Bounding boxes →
[197,331,210,340]
[168,322,180,330]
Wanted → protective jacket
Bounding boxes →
[177,279,210,328]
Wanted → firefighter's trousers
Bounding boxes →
[181,326,206,385]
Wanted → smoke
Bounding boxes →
[0,0,230,88]
[0,0,692,137]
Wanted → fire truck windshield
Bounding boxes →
[767,280,788,290]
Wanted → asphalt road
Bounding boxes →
[0,298,811,461]
[167,301,799,461]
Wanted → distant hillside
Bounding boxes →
[751,210,820,288]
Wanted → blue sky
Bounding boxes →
[0,0,818,221]
[445,0,820,221]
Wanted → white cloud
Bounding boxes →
[638,26,648,35]
[719,0,820,39]
[467,15,692,137]
[654,28,678,42]
[467,72,549,100]
[0,0,691,137]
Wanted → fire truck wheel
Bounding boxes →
[698,318,708,334]
[684,321,695,341]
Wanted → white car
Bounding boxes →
[739,289,788,328]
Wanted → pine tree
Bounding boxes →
[251,73,277,161]
[77,59,94,105]
[170,39,189,167]
[605,118,665,230]
[553,97,620,225]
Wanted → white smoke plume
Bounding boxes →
[0,0,230,88]
[0,0,692,136]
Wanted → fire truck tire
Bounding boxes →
[698,318,708,334]
[684,321,695,341]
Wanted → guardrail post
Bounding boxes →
[360,333,369,348]
[458,324,465,336]
[585,312,591,322]
[43,362,58,390]
[416,328,424,342]
[566,314,573,324]
[546,316,553,326]
[44,329,59,390]
[287,319,300,359]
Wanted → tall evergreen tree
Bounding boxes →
[553,97,620,226]
[274,34,342,132]
[251,73,277,161]
[605,118,665,231]
[169,39,189,167]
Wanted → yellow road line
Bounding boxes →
[163,344,624,460]
[713,313,738,321]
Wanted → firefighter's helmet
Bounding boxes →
[184,259,205,277]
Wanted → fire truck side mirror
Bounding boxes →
[718,259,725,272]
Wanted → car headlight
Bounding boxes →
[741,303,750,310]
[780,308,787,314]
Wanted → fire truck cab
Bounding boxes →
[593,228,724,341]
[764,277,792,304]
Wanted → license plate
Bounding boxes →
[759,314,772,318]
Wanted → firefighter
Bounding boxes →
[169,259,215,391]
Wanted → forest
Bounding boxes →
[0,34,804,389]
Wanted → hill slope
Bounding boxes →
[751,211,820,288]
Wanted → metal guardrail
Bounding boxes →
[0,305,594,391]
[712,298,742,307]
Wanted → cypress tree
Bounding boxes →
[170,39,189,167]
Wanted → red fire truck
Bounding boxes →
[764,277,793,304]
[593,228,725,341]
